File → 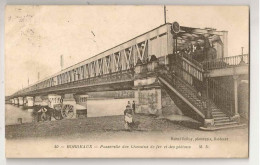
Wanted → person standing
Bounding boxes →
[132,101,136,114]
[38,106,48,121]
[124,103,133,131]
[127,101,131,108]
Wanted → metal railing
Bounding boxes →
[12,69,134,97]
[168,53,236,118]
[158,67,206,115]
[202,54,249,70]
[182,53,204,69]
[207,77,234,116]
[170,53,204,91]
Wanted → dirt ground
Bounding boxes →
[5,114,249,158]
[5,114,198,139]
[6,114,247,140]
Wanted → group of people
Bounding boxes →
[124,101,136,131]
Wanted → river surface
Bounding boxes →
[5,98,133,126]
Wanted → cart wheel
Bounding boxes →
[61,104,74,119]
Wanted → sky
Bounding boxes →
[5,5,249,95]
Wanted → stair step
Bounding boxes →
[214,121,238,126]
[214,116,230,120]
[212,111,224,115]
[161,75,234,126]
[200,123,247,131]
[214,119,231,123]
[212,114,227,117]
[212,110,222,112]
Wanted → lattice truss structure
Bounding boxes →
[12,23,227,96]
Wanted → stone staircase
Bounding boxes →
[158,71,244,130]
[212,106,238,125]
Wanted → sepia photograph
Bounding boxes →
[4,5,249,158]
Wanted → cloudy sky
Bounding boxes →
[5,5,249,95]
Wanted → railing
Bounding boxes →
[13,69,134,97]
[202,54,249,70]
[182,53,204,69]
[168,53,236,118]
[165,52,241,118]
[158,68,206,115]
[207,77,234,116]
[170,53,204,92]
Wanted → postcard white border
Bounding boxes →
[0,0,258,165]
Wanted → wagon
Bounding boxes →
[52,104,75,120]
[33,103,78,122]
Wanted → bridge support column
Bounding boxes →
[134,85,162,115]
[34,95,50,106]
[35,96,43,106]
[48,94,62,109]
[18,97,24,106]
[26,96,34,107]
[14,98,18,105]
[134,57,162,116]
[23,97,27,106]
[74,94,88,118]
[74,95,88,106]
[231,75,240,122]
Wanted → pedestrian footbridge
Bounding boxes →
[7,23,249,130]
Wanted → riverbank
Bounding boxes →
[6,114,200,139]
[5,114,248,158]
[6,113,247,140]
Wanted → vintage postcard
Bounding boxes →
[5,5,249,158]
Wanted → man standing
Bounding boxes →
[38,106,48,121]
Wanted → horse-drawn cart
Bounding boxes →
[34,103,87,122]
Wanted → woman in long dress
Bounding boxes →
[124,104,133,131]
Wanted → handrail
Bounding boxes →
[163,66,202,96]
[174,53,204,82]
[202,54,249,70]
[158,76,205,118]
[207,77,233,116]
[181,53,204,69]
[158,68,206,112]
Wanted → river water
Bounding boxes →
[5,98,133,126]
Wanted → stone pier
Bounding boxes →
[74,94,88,107]
[26,96,34,107]
[18,97,24,106]
[14,98,19,105]
[34,96,48,106]
[74,94,88,118]
[134,56,162,116]
[48,94,62,109]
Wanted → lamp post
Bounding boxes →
[170,21,180,71]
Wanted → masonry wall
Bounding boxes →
[161,88,183,116]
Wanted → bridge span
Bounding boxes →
[7,22,249,130]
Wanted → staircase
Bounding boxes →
[208,104,241,130]
[157,53,245,130]
[159,72,205,119]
